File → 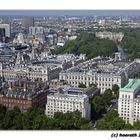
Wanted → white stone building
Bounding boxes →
[46,91,91,120]
[118,79,140,125]
[59,57,140,93]
[95,31,124,42]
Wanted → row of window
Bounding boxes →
[121,108,130,111]
[3,99,29,104]
[48,100,82,104]
[67,76,116,82]
[121,114,129,117]
[49,98,81,101]
[122,95,130,98]
[3,103,28,109]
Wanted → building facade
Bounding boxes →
[0,79,49,111]
[0,24,10,38]
[46,92,91,120]
[118,79,140,125]
[95,31,124,42]
[59,57,140,93]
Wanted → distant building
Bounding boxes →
[118,79,140,125]
[0,24,10,41]
[29,26,44,36]
[0,28,5,42]
[22,17,34,33]
[95,32,124,42]
[0,79,49,111]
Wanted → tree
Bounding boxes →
[55,31,117,59]
[91,96,106,118]
[81,123,93,130]
[109,117,125,130]
[78,83,86,88]
[96,119,110,130]
[102,89,113,104]
[47,118,56,130]
[123,123,134,130]
[32,114,48,130]
[104,110,118,122]
[12,113,23,130]
[133,121,140,130]
[112,84,119,99]
[0,104,7,120]
[60,80,67,85]
[0,105,7,129]
[89,83,97,87]
[112,84,119,95]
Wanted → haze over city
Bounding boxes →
[0,10,140,16]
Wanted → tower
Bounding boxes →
[22,17,34,33]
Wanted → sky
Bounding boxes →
[0,0,139,10]
[0,10,140,16]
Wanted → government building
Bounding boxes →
[118,79,140,125]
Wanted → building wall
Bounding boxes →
[59,72,123,93]
[118,82,140,125]
[46,94,91,120]
[0,95,32,111]
[0,24,10,37]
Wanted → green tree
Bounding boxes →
[22,107,44,130]
[0,105,7,129]
[55,31,117,59]
[78,83,86,88]
[32,114,48,130]
[123,123,134,130]
[89,83,97,87]
[12,113,23,130]
[109,117,125,130]
[102,89,113,104]
[60,80,67,85]
[112,84,119,97]
[96,119,110,130]
[0,104,7,119]
[91,96,106,118]
[47,118,56,130]
[133,121,140,130]
[81,123,93,130]
[104,110,118,122]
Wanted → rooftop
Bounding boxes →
[120,79,140,92]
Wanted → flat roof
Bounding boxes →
[120,79,140,92]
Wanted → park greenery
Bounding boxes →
[95,109,140,130]
[0,105,92,130]
[100,28,140,60]
[56,28,140,60]
[55,31,118,59]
